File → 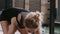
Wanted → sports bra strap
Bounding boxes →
[16,15,25,28]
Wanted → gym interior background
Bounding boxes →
[0,0,60,34]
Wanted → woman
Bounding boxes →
[0,8,40,34]
[0,8,28,34]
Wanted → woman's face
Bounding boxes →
[26,27,38,33]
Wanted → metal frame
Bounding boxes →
[50,0,55,34]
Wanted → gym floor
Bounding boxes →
[44,24,60,34]
[0,24,60,34]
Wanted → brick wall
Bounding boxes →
[13,0,24,8]
[12,0,50,24]
[41,0,50,24]
[13,0,41,11]
[29,0,41,12]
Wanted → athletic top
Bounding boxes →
[16,12,29,28]
[0,8,29,28]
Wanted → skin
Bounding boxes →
[8,14,28,34]
[1,21,9,34]
[8,14,40,34]
[25,27,40,34]
[0,12,40,34]
[0,14,28,34]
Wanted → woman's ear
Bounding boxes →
[24,19,27,27]
[24,19,29,27]
[23,21,26,27]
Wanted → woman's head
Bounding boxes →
[24,11,40,32]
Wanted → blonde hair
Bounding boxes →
[24,12,40,28]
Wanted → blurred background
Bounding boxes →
[0,0,60,34]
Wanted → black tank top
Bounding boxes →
[0,8,29,28]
